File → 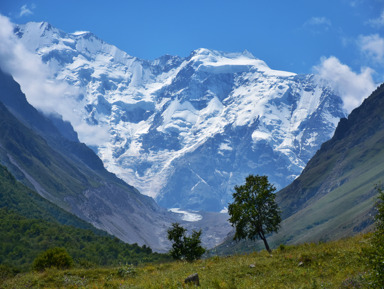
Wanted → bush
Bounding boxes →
[117,264,137,278]
[0,264,19,280]
[368,186,384,287]
[32,247,73,271]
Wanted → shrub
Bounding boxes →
[0,264,19,280]
[32,247,73,271]
[117,264,137,278]
[367,186,384,287]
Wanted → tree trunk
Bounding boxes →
[259,231,271,253]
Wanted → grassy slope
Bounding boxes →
[0,234,371,288]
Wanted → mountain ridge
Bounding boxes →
[14,21,347,212]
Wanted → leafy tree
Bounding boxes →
[167,223,186,260]
[367,186,384,287]
[183,229,206,262]
[228,174,281,253]
[32,247,73,271]
[167,223,205,261]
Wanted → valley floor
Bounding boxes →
[0,234,372,288]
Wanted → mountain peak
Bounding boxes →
[189,48,295,77]
[15,21,345,212]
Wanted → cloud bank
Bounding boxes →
[313,56,376,113]
[358,34,384,63]
[0,14,109,146]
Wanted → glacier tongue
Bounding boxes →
[16,21,347,211]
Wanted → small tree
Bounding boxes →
[32,247,73,271]
[167,223,187,260]
[167,223,205,261]
[183,229,206,262]
[228,174,281,253]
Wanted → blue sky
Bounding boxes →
[0,0,383,76]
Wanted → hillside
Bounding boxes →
[0,164,168,270]
[215,83,384,254]
[0,163,101,231]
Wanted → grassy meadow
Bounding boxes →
[0,234,373,289]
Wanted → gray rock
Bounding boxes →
[185,273,200,286]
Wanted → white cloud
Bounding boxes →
[303,17,332,32]
[19,4,34,17]
[313,56,376,113]
[358,34,384,62]
[367,10,384,27]
[0,14,109,145]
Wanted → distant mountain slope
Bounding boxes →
[0,165,168,270]
[275,83,384,241]
[15,22,346,211]
[0,68,177,252]
[0,163,99,231]
[215,84,384,254]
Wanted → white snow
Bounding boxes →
[169,208,203,222]
[72,31,90,35]
[15,22,346,207]
[252,130,271,141]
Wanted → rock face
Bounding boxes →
[15,21,346,212]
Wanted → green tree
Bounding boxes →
[367,186,384,287]
[228,174,281,253]
[183,229,206,262]
[167,223,205,261]
[167,223,187,260]
[32,247,73,271]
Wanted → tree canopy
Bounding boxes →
[228,174,281,253]
[167,223,205,262]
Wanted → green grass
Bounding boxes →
[0,234,372,288]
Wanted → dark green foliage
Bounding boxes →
[167,223,205,262]
[0,209,169,271]
[167,223,186,260]
[0,265,19,281]
[367,186,384,287]
[228,174,281,253]
[32,247,73,271]
[183,229,206,262]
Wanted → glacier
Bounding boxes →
[14,21,347,212]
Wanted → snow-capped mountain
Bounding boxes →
[15,22,346,212]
